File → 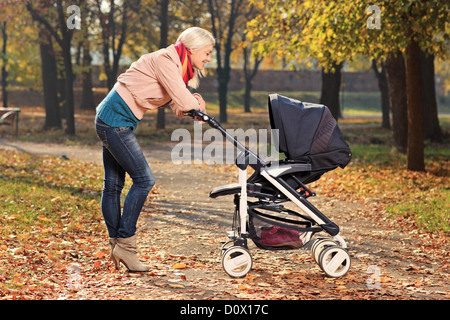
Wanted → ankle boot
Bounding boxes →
[109,238,118,269]
[112,235,149,272]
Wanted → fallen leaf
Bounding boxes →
[173,263,186,269]
[238,284,252,290]
[38,216,52,223]
[193,263,205,267]
[95,251,106,259]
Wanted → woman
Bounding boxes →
[95,27,215,272]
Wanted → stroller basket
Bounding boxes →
[248,209,310,250]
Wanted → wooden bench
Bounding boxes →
[0,108,21,136]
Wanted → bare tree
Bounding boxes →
[26,0,79,135]
[39,27,61,128]
[420,50,442,142]
[1,21,7,108]
[208,0,246,123]
[77,2,95,110]
[239,4,262,113]
[405,38,424,171]
[371,59,390,129]
[242,40,262,113]
[385,51,408,154]
[94,0,140,90]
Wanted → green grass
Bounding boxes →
[0,151,104,239]
[385,189,449,233]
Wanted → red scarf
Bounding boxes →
[174,42,194,87]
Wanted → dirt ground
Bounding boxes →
[0,138,449,301]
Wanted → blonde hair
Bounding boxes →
[177,27,215,89]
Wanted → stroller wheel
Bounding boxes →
[222,246,252,278]
[318,246,351,278]
[220,240,234,256]
[311,238,339,264]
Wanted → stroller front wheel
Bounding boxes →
[311,238,339,264]
[318,246,351,278]
[222,246,252,278]
[220,240,234,256]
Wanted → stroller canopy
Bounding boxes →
[268,94,351,171]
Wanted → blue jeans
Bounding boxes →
[95,116,155,239]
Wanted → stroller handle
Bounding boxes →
[183,109,216,126]
[183,109,266,169]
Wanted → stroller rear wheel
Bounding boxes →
[222,246,252,278]
[318,246,351,278]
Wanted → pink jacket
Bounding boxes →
[114,45,200,119]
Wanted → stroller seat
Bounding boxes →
[209,183,241,198]
[265,162,311,177]
[210,182,276,200]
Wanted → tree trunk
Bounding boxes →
[320,62,343,120]
[243,48,262,113]
[25,0,75,134]
[57,74,67,120]
[1,22,7,109]
[371,59,391,129]
[218,66,230,123]
[55,1,75,135]
[244,79,252,113]
[97,0,128,90]
[404,39,424,171]
[62,39,75,135]
[384,51,407,154]
[80,40,95,110]
[419,50,442,142]
[208,0,244,123]
[39,28,61,129]
[156,0,169,129]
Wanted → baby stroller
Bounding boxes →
[185,94,352,278]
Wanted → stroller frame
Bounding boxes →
[185,107,351,278]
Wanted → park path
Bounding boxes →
[0,138,448,300]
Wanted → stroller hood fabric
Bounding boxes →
[268,94,352,171]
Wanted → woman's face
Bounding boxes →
[190,44,213,70]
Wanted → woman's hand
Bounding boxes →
[192,93,206,113]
